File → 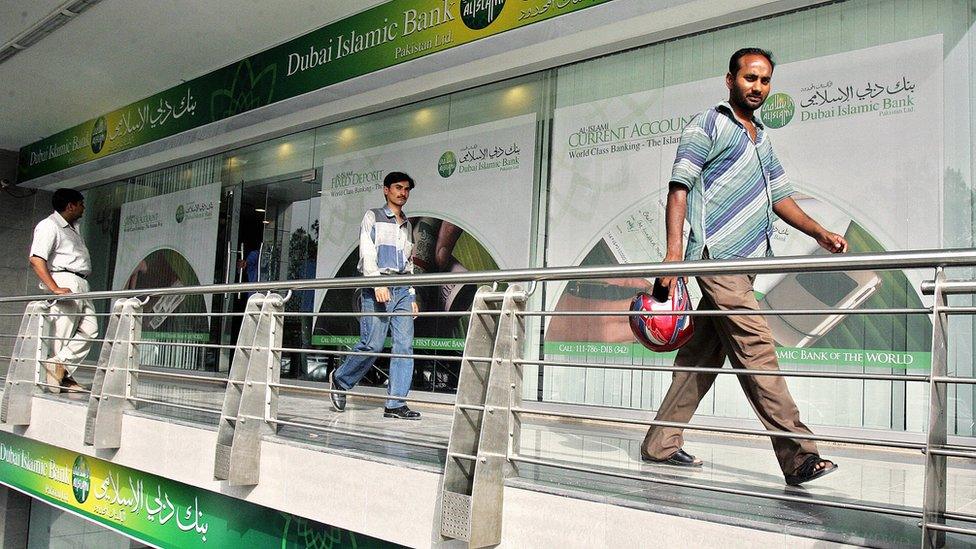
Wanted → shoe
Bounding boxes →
[383,406,421,420]
[641,448,703,467]
[329,371,346,412]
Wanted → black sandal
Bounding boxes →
[785,454,838,486]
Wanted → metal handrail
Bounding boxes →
[2,248,974,304]
[7,248,976,547]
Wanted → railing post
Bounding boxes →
[440,284,525,547]
[213,293,283,486]
[0,301,51,426]
[83,298,143,448]
[922,268,948,548]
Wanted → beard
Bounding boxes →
[731,87,766,113]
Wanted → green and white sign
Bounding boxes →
[18,0,613,182]
[112,183,221,340]
[312,114,536,349]
[0,431,400,548]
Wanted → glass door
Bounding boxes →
[239,174,320,378]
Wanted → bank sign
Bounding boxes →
[18,0,613,182]
[0,431,399,548]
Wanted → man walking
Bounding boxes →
[29,188,97,393]
[641,48,847,486]
[330,172,421,420]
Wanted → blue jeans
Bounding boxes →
[333,286,414,408]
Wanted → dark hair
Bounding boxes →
[52,188,84,212]
[728,48,775,76]
[383,171,415,190]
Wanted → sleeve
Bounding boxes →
[359,211,381,277]
[766,143,795,204]
[669,113,712,191]
[405,220,416,296]
[29,220,55,262]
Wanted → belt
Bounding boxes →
[52,270,87,280]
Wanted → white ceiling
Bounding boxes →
[0,0,383,151]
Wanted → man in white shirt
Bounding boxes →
[28,188,97,393]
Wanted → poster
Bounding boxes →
[545,36,943,374]
[112,183,220,342]
[313,114,537,353]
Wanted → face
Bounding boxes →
[383,181,411,207]
[64,200,85,221]
[726,54,773,113]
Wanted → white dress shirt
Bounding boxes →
[29,212,92,276]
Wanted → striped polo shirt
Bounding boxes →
[670,101,794,260]
[358,205,414,277]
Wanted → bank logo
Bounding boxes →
[72,455,91,504]
[438,151,458,178]
[175,205,185,223]
[760,93,795,129]
[461,0,505,30]
[90,117,107,154]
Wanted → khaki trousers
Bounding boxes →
[641,273,818,475]
[46,272,97,374]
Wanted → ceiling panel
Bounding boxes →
[0,0,383,150]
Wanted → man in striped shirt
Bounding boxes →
[330,172,421,420]
[641,48,847,486]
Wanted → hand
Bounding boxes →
[51,287,72,295]
[411,301,419,319]
[659,253,686,300]
[374,287,391,303]
[817,231,848,254]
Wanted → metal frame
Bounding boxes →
[84,298,143,448]
[0,301,49,425]
[213,293,283,485]
[922,269,949,547]
[5,250,976,547]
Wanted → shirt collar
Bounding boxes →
[52,211,73,228]
[381,205,407,222]
[715,101,765,131]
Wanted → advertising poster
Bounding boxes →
[112,183,220,342]
[0,431,398,548]
[313,114,537,354]
[545,37,943,407]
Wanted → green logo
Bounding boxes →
[438,151,458,178]
[461,0,506,30]
[175,204,185,223]
[760,93,795,129]
[71,455,91,504]
[90,117,106,154]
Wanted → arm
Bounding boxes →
[660,183,689,297]
[661,112,708,297]
[28,221,70,294]
[29,256,70,294]
[773,197,847,253]
[358,211,391,302]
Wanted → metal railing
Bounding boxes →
[1,248,975,547]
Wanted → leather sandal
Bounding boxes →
[59,374,84,393]
[44,364,63,394]
[641,448,703,467]
[785,454,838,486]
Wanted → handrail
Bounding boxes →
[2,248,975,304]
